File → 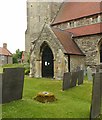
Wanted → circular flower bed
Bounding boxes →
[34,91,57,103]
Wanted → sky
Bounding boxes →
[0,0,101,53]
[0,0,27,53]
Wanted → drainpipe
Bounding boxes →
[68,54,70,72]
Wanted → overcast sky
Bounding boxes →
[0,0,27,53]
[0,0,101,53]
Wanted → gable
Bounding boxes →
[0,47,12,56]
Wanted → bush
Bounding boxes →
[23,63,30,75]
[25,69,30,75]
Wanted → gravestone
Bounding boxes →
[0,74,2,104]
[63,72,71,90]
[90,64,102,118]
[77,70,84,85]
[90,72,101,118]
[87,66,93,81]
[1,68,24,104]
[70,72,78,88]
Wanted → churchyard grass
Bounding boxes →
[2,76,93,118]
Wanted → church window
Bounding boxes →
[91,15,98,23]
[69,21,74,28]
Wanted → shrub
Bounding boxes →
[25,69,30,75]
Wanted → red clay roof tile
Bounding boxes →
[52,2,102,25]
[66,23,102,37]
[0,47,12,56]
[51,27,85,56]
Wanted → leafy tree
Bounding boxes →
[13,49,23,63]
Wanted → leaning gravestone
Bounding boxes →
[87,66,93,81]
[0,68,24,104]
[63,72,71,90]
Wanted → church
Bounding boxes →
[25,1,102,79]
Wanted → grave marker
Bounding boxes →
[63,72,71,90]
[87,66,93,81]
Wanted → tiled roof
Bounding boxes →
[52,2,102,25]
[0,47,12,56]
[51,27,85,56]
[66,23,102,37]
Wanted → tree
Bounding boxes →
[13,49,23,63]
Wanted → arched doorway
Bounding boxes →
[100,44,102,63]
[42,44,54,78]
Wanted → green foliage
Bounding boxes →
[2,77,93,118]
[27,52,30,63]
[25,69,30,75]
[13,49,23,63]
[23,63,30,75]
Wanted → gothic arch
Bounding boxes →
[40,42,54,78]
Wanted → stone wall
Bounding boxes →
[0,55,12,66]
[70,55,85,72]
[74,35,102,71]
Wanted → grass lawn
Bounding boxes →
[2,76,93,118]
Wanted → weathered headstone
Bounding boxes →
[1,68,24,104]
[87,66,93,81]
[77,70,84,85]
[90,72,101,118]
[63,72,71,90]
[90,64,102,119]
[70,72,78,88]
[0,74,2,104]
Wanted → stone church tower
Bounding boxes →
[25,1,102,80]
[25,0,61,53]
